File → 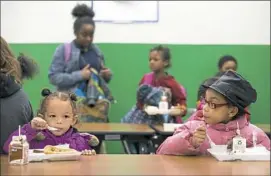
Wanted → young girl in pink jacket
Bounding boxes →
[157,71,270,155]
[188,73,250,122]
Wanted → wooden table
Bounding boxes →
[75,123,155,136]
[75,123,156,154]
[1,155,269,175]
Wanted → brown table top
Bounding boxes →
[152,123,270,135]
[75,123,155,135]
[1,155,269,175]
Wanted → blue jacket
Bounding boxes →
[48,42,104,91]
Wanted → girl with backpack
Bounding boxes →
[48,4,114,124]
[121,45,187,154]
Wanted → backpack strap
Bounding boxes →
[92,44,105,66]
[142,72,154,84]
[64,43,72,63]
[92,44,103,57]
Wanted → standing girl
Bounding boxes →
[48,4,113,123]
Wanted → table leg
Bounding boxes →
[122,139,132,154]
[147,138,155,154]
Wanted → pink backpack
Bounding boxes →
[64,43,72,63]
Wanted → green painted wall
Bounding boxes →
[10,43,270,153]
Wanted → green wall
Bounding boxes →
[10,43,270,153]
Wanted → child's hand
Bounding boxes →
[81,64,91,80]
[89,136,99,147]
[100,68,112,78]
[31,117,48,130]
[80,133,100,147]
[168,106,181,116]
[81,149,96,155]
[191,125,206,148]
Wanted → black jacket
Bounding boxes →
[0,73,33,154]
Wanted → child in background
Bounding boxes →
[3,89,99,155]
[197,55,238,106]
[140,45,187,122]
[217,55,238,72]
[157,71,270,155]
[121,45,186,154]
[122,45,187,124]
[197,55,238,105]
[191,72,250,122]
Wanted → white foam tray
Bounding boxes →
[207,146,270,161]
[29,149,81,162]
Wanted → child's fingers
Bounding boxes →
[32,118,40,124]
[192,136,204,147]
[194,126,206,136]
[81,149,88,155]
[37,122,47,128]
[33,117,46,125]
[32,119,41,127]
[100,69,110,73]
[39,119,47,126]
[195,130,206,136]
[82,149,95,156]
[34,119,48,130]
[196,138,205,144]
[86,150,91,155]
[196,126,206,132]
[91,149,96,155]
[194,133,206,140]
[81,150,85,155]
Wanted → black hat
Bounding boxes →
[203,71,257,114]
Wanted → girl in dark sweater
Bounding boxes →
[0,36,39,154]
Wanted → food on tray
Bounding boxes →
[43,145,77,154]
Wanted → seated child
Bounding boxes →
[122,45,187,125]
[3,88,99,155]
[157,71,270,155]
[189,72,250,122]
[121,45,186,154]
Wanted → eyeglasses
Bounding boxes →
[201,97,228,109]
